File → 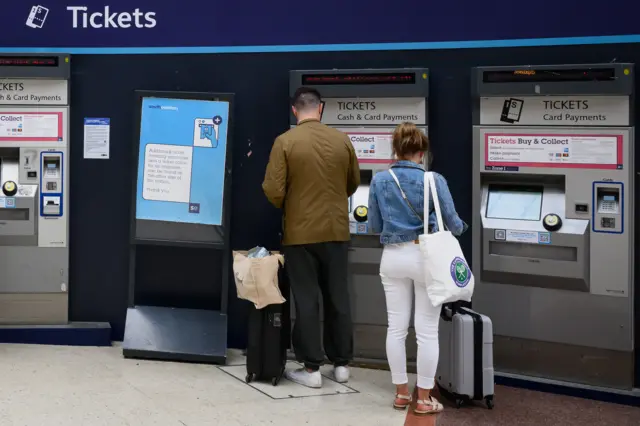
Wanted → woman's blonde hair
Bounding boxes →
[392,122,429,160]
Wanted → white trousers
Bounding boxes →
[380,241,440,389]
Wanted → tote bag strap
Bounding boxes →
[424,172,444,231]
[389,169,423,223]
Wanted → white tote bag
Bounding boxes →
[419,172,474,307]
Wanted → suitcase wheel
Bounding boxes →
[245,373,256,384]
[271,376,280,386]
[455,398,464,409]
[485,396,494,410]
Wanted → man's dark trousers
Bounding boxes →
[283,241,353,371]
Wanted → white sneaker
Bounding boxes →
[285,368,322,388]
[333,366,350,383]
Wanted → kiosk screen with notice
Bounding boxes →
[486,186,543,221]
[135,97,229,226]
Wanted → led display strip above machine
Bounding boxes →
[482,68,617,83]
[0,56,59,67]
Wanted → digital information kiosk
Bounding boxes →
[0,54,71,325]
[471,64,637,390]
[123,91,234,364]
[289,69,429,362]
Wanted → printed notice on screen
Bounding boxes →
[142,144,193,203]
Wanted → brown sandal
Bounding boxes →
[414,396,444,415]
[393,394,412,410]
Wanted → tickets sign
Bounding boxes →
[480,96,630,127]
[485,134,623,170]
[322,98,426,126]
[1,2,637,52]
[0,80,68,106]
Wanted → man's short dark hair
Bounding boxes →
[291,87,322,110]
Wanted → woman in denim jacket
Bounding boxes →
[368,122,468,415]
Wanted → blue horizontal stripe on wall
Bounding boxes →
[2,34,640,55]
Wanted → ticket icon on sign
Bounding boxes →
[193,116,223,148]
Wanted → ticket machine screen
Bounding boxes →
[486,185,543,221]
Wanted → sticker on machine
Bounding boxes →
[485,134,623,170]
[346,132,393,163]
[349,221,368,234]
[0,112,63,141]
[505,230,550,245]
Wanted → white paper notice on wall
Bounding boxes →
[83,118,110,159]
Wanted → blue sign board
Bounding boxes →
[135,97,229,226]
[0,2,638,53]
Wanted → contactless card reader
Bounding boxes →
[593,183,622,233]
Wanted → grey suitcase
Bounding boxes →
[436,303,495,409]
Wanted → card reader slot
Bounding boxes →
[489,241,577,262]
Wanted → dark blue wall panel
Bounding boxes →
[65,45,639,359]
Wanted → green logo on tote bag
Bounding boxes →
[450,257,471,288]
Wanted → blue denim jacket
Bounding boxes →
[368,160,468,245]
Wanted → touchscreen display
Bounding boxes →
[486,186,543,221]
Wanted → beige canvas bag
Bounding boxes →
[232,251,285,309]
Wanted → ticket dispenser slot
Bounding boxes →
[593,182,622,233]
[40,152,63,217]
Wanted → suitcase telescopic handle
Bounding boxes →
[440,304,454,321]
[440,301,467,321]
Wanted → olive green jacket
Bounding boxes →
[263,119,360,245]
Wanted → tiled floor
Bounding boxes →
[0,344,638,426]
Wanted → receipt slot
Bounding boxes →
[289,68,429,362]
[0,54,70,324]
[472,64,635,389]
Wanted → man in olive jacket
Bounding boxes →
[263,87,360,388]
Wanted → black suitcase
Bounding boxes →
[245,265,289,386]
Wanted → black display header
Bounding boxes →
[302,72,416,85]
[483,68,616,83]
[0,56,59,67]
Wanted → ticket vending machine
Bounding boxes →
[0,55,70,324]
[289,68,429,361]
[471,64,635,390]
